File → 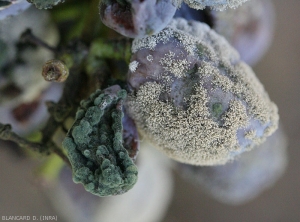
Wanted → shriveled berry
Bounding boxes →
[62,85,139,196]
[126,18,278,166]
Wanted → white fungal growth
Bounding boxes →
[159,51,190,78]
[245,130,257,140]
[128,82,251,165]
[183,0,249,11]
[146,54,153,62]
[129,61,139,72]
[127,18,279,165]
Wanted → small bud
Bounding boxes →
[42,59,69,83]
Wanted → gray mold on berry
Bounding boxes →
[126,18,278,166]
[184,0,248,11]
[62,85,139,196]
[179,127,288,205]
[27,0,63,9]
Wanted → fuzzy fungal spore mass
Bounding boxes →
[184,0,249,11]
[62,85,138,196]
[127,18,278,166]
[27,0,63,9]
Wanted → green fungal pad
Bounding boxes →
[62,85,138,196]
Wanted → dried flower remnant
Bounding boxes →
[42,59,69,82]
[62,85,139,196]
[99,0,179,38]
[184,0,248,11]
[179,127,288,205]
[127,18,278,166]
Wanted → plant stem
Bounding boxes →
[0,123,71,166]
[20,29,58,53]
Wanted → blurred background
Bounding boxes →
[1,0,300,221]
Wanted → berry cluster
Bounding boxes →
[0,0,286,205]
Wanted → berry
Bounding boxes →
[211,0,275,65]
[178,127,287,204]
[0,0,30,20]
[99,0,179,38]
[175,0,275,65]
[62,85,139,196]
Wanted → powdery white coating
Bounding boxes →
[159,51,191,78]
[146,54,153,62]
[27,0,63,9]
[129,61,139,73]
[127,18,278,166]
[184,0,248,11]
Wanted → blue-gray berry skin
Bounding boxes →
[0,0,30,20]
[179,127,287,205]
[26,0,63,9]
[175,2,214,27]
[99,0,179,38]
[211,0,275,65]
[126,18,278,166]
[62,85,139,196]
[175,0,274,65]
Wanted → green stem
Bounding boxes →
[0,123,71,166]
